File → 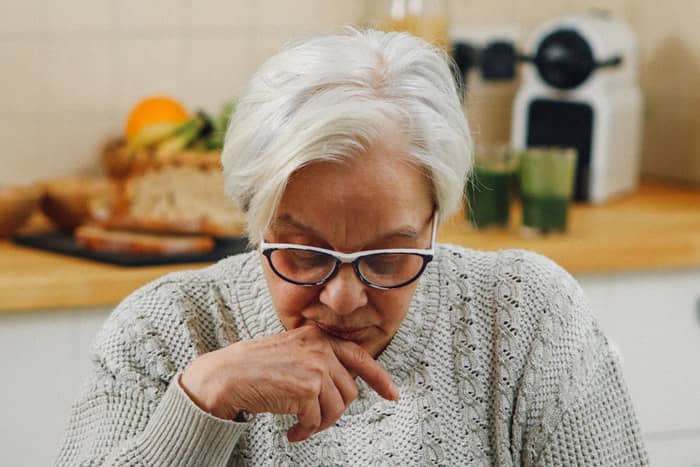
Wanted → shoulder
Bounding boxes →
[437,243,602,363]
[438,242,579,289]
[438,243,590,322]
[91,251,261,386]
[100,249,259,333]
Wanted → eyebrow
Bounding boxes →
[271,214,420,244]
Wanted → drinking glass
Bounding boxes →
[519,147,577,234]
[464,145,519,229]
[366,0,449,50]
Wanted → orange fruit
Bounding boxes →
[124,96,189,142]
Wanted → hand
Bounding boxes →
[180,324,398,442]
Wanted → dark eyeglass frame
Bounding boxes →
[260,212,438,290]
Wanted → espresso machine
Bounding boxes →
[511,13,643,202]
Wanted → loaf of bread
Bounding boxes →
[101,165,246,237]
[99,138,246,237]
[75,225,215,256]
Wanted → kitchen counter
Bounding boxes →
[440,179,700,274]
[1,180,698,313]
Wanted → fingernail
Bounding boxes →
[391,383,400,400]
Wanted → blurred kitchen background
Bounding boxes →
[2,0,700,185]
[1,1,699,466]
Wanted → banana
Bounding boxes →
[127,122,181,151]
[154,117,203,158]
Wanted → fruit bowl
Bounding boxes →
[0,185,43,237]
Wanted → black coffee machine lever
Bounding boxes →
[452,31,624,97]
[517,29,623,90]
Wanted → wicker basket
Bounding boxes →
[101,137,222,178]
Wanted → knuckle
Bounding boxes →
[303,360,326,379]
[351,345,369,366]
[295,327,329,354]
[308,348,330,365]
[300,324,323,341]
[298,378,322,398]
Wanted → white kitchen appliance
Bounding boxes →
[511,13,642,202]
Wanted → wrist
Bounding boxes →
[179,370,250,421]
[178,369,224,416]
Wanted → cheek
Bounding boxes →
[274,283,318,320]
[262,258,319,328]
[371,285,416,329]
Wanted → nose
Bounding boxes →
[318,263,368,315]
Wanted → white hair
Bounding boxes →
[221,28,473,243]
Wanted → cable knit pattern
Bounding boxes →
[54,245,648,466]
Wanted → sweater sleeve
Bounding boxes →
[535,351,649,466]
[53,282,251,466]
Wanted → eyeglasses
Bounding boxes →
[260,212,438,290]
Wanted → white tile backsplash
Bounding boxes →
[46,38,114,113]
[0,0,46,35]
[0,41,47,114]
[181,34,252,114]
[46,0,113,34]
[249,30,297,70]
[38,111,120,178]
[447,0,521,26]
[186,0,252,31]
[255,0,358,31]
[315,1,367,28]
[113,37,184,113]
[0,111,118,186]
[0,114,42,185]
[115,0,185,33]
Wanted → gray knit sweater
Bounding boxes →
[55,244,648,466]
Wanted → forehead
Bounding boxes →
[274,145,433,249]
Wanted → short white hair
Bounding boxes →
[221,28,473,243]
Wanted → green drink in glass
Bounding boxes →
[465,146,519,229]
[519,147,577,234]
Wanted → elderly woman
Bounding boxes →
[55,29,648,466]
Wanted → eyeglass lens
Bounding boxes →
[268,249,426,287]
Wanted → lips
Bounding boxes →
[315,322,370,341]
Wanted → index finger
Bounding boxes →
[328,339,399,401]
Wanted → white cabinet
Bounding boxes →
[0,307,111,467]
[645,437,700,467]
[578,268,700,467]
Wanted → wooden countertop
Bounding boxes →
[440,180,700,275]
[1,180,698,313]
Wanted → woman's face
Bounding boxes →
[261,139,435,358]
